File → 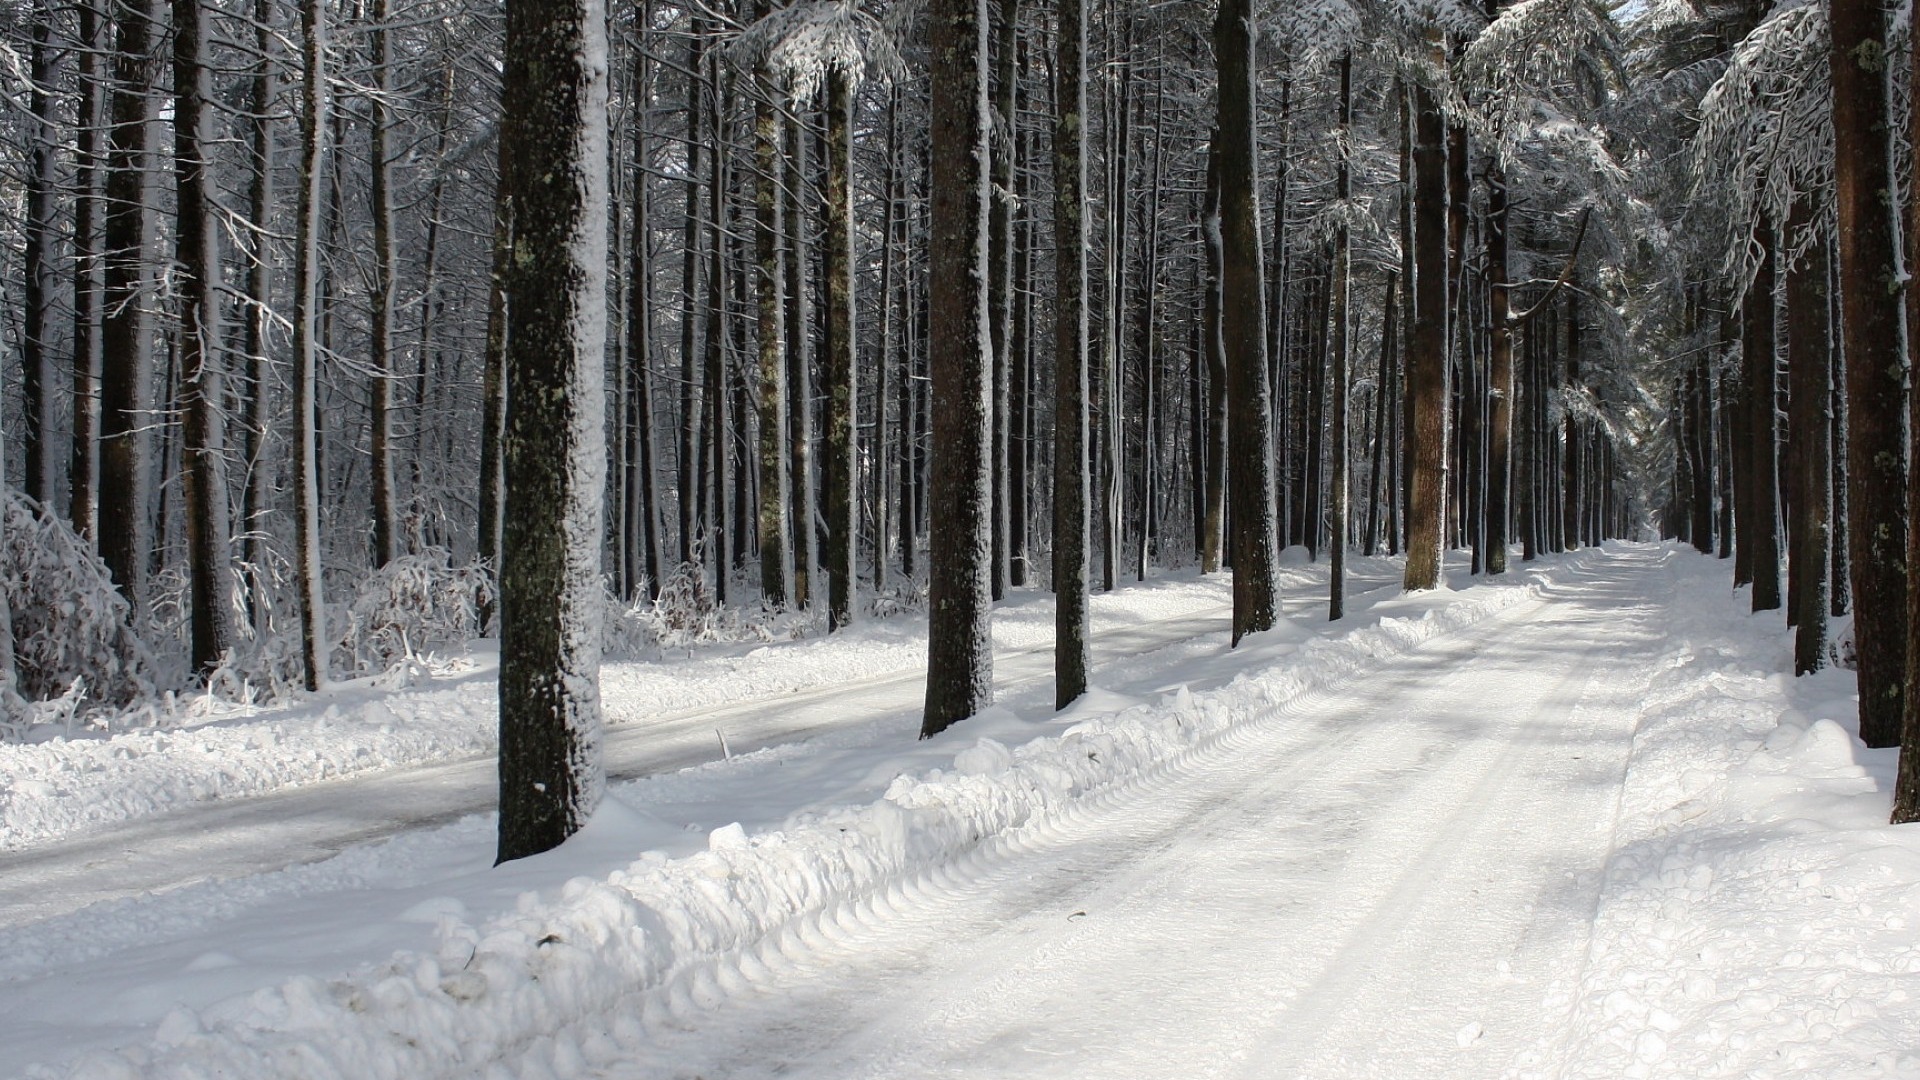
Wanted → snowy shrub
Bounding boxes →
[868,578,927,619]
[341,548,495,675]
[603,559,815,659]
[0,488,158,722]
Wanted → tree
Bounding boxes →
[495,0,610,863]
[173,0,235,676]
[1402,40,1450,593]
[1213,0,1279,641]
[1052,0,1091,708]
[293,0,331,691]
[99,0,161,614]
[921,0,995,736]
[1828,0,1905,750]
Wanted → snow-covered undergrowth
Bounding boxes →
[0,571,1245,854]
[27,560,1562,1078]
[1525,547,1920,1080]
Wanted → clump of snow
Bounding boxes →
[0,489,158,728]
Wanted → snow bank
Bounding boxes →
[31,563,1557,1078]
[0,576,1241,856]
[1523,548,1920,1080]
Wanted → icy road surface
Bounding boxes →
[587,556,1663,1080]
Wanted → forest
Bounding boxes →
[2,0,1919,860]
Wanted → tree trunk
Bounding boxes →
[988,0,1018,601]
[1327,52,1352,617]
[627,28,663,600]
[752,41,790,607]
[71,0,105,541]
[1785,209,1829,673]
[100,0,161,614]
[1198,136,1228,576]
[677,24,707,568]
[1828,0,1907,750]
[824,67,859,630]
[1214,0,1279,639]
[496,0,610,863]
[1484,159,1515,574]
[1402,64,1450,592]
[363,0,399,567]
[241,0,277,606]
[785,117,819,605]
[1745,218,1782,610]
[22,3,56,506]
[293,0,331,690]
[920,0,996,736]
[174,0,236,676]
[1051,0,1091,708]
[1009,117,1033,588]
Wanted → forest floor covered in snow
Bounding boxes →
[2,543,1915,1079]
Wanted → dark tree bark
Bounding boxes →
[496,0,609,863]
[1745,219,1781,611]
[824,67,859,630]
[22,3,56,506]
[240,0,277,607]
[677,24,707,567]
[988,0,1019,601]
[1785,204,1829,673]
[100,0,162,612]
[1328,52,1352,618]
[71,0,105,540]
[365,0,399,567]
[1899,0,1920,820]
[1484,160,1515,575]
[1830,0,1906,750]
[626,30,663,601]
[1051,0,1091,708]
[1403,63,1450,592]
[1213,0,1279,641]
[921,0,996,736]
[173,0,236,676]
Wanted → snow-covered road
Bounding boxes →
[585,551,1667,1080]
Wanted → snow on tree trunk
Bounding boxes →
[495,0,610,863]
[1213,0,1278,640]
[369,0,399,569]
[752,18,790,610]
[921,0,995,737]
[293,0,330,691]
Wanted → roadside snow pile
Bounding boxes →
[0,573,1244,856]
[28,563,1556,1078]
[1528,549,1920,1080]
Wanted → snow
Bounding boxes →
[2,544,1916,1079]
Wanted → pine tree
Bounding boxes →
[921,0,995,736]
[495,0,611,863]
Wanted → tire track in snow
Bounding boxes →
[564,551,1670,1080]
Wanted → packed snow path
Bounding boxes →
[0,570,1390,929]
[588,551,1668,1080]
